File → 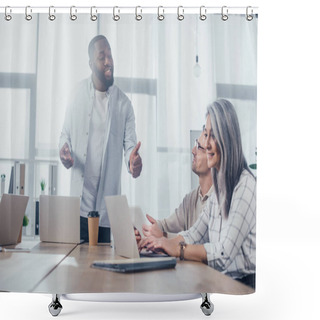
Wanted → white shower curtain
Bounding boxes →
[0,9,257,296]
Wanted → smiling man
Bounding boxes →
[59,35,142,243]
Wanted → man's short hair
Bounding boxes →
[88,35,110,60]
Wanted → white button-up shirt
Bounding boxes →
[59,77,137,227]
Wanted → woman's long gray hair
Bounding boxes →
[206,99,252,218]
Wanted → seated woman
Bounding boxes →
[139,99,256,289]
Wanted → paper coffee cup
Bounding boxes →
[88,211,100,246]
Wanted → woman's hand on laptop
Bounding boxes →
[142,214,163,238]
[138,236,181,258]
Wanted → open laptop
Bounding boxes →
[0,194,29,246]
[39,195,80,244]
[91,195,176,273]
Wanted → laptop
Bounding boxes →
[91,195,176,273]
[39,195,80,244]
[0,194,29,246]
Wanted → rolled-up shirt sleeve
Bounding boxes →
[59,99,73,153]
[123,101,137,172]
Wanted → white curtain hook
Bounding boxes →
[113,6,120,21]
[70,6,77,21]
[200,6,207,21]
[221,6,228,21]
[135,6,142,21]
[90,6,98,21]
[5,6,12,21]
[246,6,254,21]
[25,6,32,21]
[157,6,165,21]
[48,6,56,21]
[177,6,184,21]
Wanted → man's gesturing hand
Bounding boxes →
[59,143,74,169]
[142,214,163,238]
[129,141,142,178]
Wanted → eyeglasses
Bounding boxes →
[195,139,205,151]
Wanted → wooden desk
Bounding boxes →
[33,244,254,295]
[0,241,77,292]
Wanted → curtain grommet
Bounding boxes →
[177,6,184,21]
[70,6,77,21]
[25,6,32,21]
[48,6,56,21]
[157,6,165,21]
[5,6,12,21]
[135,6,142,21]
[246,6,254,21]
[200,6,207,21]
[90,7,98,21]
[113,6,120,21]
[221,6,228,21]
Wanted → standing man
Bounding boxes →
[59,35,142,243]
[140,129,213,239]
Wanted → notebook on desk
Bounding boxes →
[92,257,177,273]
[39,195,80,244]
[93,195,176,273]
[0,194,29,246]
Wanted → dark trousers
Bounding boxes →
[80,216,111,243]
[236,273,256,289]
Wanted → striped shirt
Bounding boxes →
[179,169,256,280]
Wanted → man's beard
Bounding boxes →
[95,67,114,89]
[103,76,114,89]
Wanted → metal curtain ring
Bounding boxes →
[70,6,77,21]
[90,6,98,21]
[200,6,207,21]
[5,6,12,21]
[221,6,228,21]
[158,6,164,21]
[49,6,56,21]
[246,6,254,21]
[177,6,184,21]
[113,6,120,21]
[135,6,142,21]
[25,6,32,21]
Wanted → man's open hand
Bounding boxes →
[129,142,142,178]
[59,143,74,169]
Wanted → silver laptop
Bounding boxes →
[94,195,176,273]
[104,195,169,259]
[0,194,29,246]
[39,195,80,244]
[105,195,140,258]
